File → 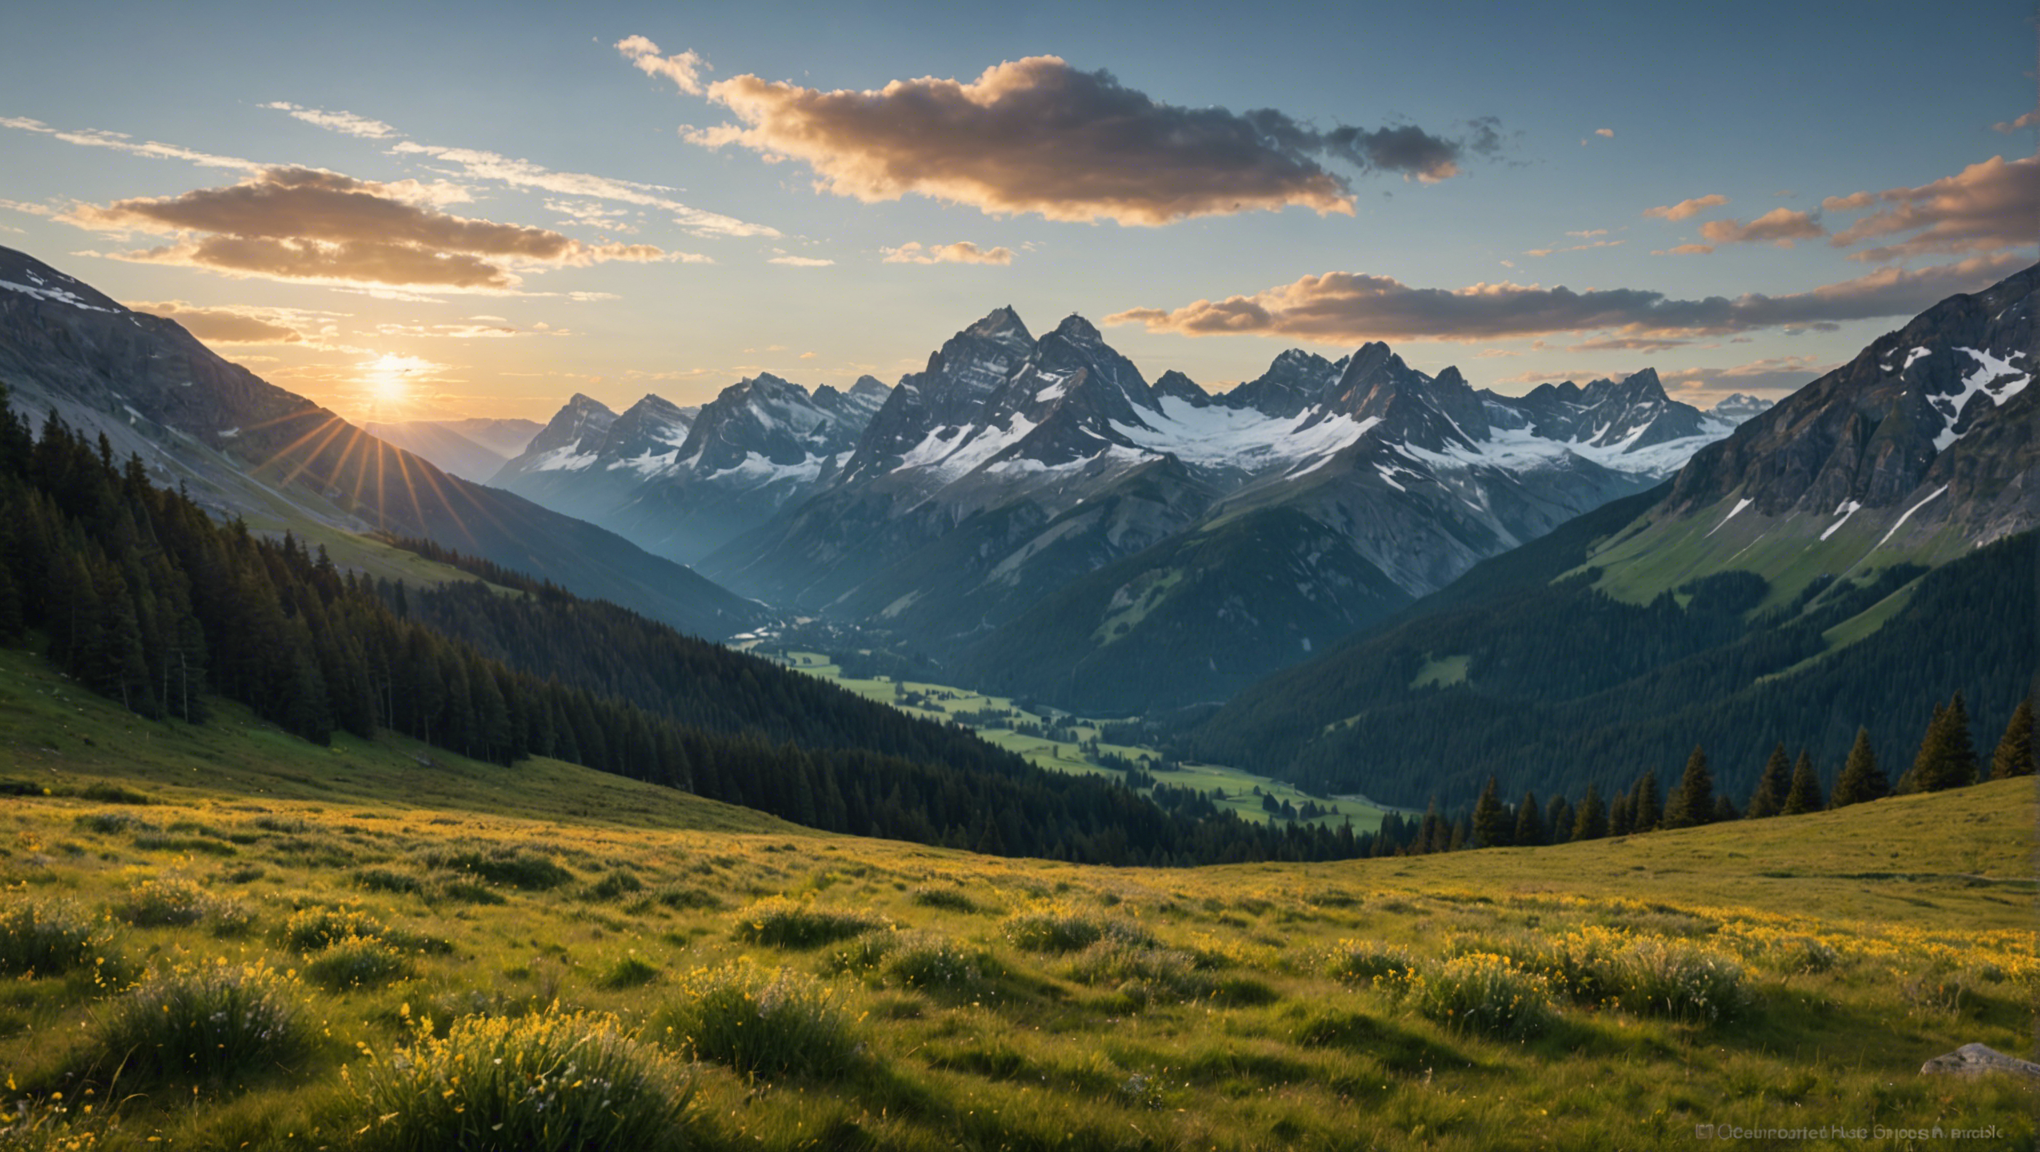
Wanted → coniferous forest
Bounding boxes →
[0,389,1383,866]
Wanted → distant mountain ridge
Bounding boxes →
[0,246,761,640]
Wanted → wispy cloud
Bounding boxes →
[0,115,261,172]
[126,299,346,346]
[676,54,1492,226]
[615,35,709,96]
[1103,254,2029,344]
[1698,207,1823,247]
[768,255,833,267]
[255,102,779,239]
[1643,194,1728,222]
[260,102,398,139]
[880,240,1015,265]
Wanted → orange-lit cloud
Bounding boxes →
[63,167,675,290]
[881,240,1015,265]
[1656,243,1716,256]
[768,255,833,267]
[1103,253,2028,344]
[616,35,709,95]
[126,299,343,345]
[1644,194,1729,221]
[1823,155,2040,261]
[260,102,398,139]
[1698,208,1823,247]
[680,55,1483,225]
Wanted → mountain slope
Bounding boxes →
[1187,261,2040,808]
[0,246,760,639]
[362,419,515,483]
[704,312,1745,712]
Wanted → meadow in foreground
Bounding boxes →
[0,649,2033,1150]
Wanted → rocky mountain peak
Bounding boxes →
[1050,313,1104,344]
[966,305,1035,350]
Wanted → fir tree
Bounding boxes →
[1832,727,1887,807]
[1513,790,1545,847]
[1572,783,1609,841]
[1782,750,1823,814]
[1608,790,1634,837]
[1632,770,1663,832]
[1664,746,1714,829]
[1746,742,1791,818]
[1544,794,1573,845]
[1989,698,2035,779]
[1911,693,1979,792]
[1472,775,1511,848]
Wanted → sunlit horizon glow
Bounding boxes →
[0,2,2033,425]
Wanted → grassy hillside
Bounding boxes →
[1,645,2034,1150]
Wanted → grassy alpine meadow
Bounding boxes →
[0,645,2035,1150]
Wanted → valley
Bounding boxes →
[756,648,1393,833]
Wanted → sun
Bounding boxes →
[361,353,433,413]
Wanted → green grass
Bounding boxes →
[766,650,1388,832]
[1409,653,1470,689]
[0,641,2034,1149]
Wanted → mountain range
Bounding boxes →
[1184,260,2040,808]
[504,306,1763,712]
[360,417,542,483]
[0,246,760,640]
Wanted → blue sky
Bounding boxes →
[2,0,2034,422]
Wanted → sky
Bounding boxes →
[1,0,2035,425]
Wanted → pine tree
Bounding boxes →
[1832,727,1887,807]
[1747,742,1791,819]
[1632,770,1662,832]
[1608,789,1634,837]
[1782,751,1823,814]
[1513,790,1546,847]
[1989,698,2035,779]
[1472,775,1511,848]
[1912,693,1980,792]
[1573,784,1609,841]
[1544,794,1573,845]
[1664,746,1714,829]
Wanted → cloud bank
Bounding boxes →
[677,54,1488,225]
[1824,155,2039,262]
[1104,254,2029,344]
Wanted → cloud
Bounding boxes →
[1655,243,1716,256]
[881,240,1015,265]
[392,140,774,238]
[373,321,567,339]
[1993,110,2040,133]
[1822,155,2040,262]
[1566,229,1609,239]
[768,255,833,267]
[1697,207,1824,247]
[1595,128,1614,138]
[1102,253,2029,344]
[616,35,709,96]
[0,198,56,218]
[251,102,778,238]
[261,102,397,139]
[680,55,1487,225]
[64,167,674,291]
[1643,194,1729,222]
[126,299,339,345]
[0,115,261,172]
[1524,239,1624,257]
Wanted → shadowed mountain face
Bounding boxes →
[1191,261,2040,806]
[492,373,888,564]
[682,309,1744,712]
[362,418,540,483]
[0,246,761,639]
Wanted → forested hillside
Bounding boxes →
[0,389,1371,865]
[1189,522,2033,808]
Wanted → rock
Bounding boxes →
[1920,1042,2040,1080]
